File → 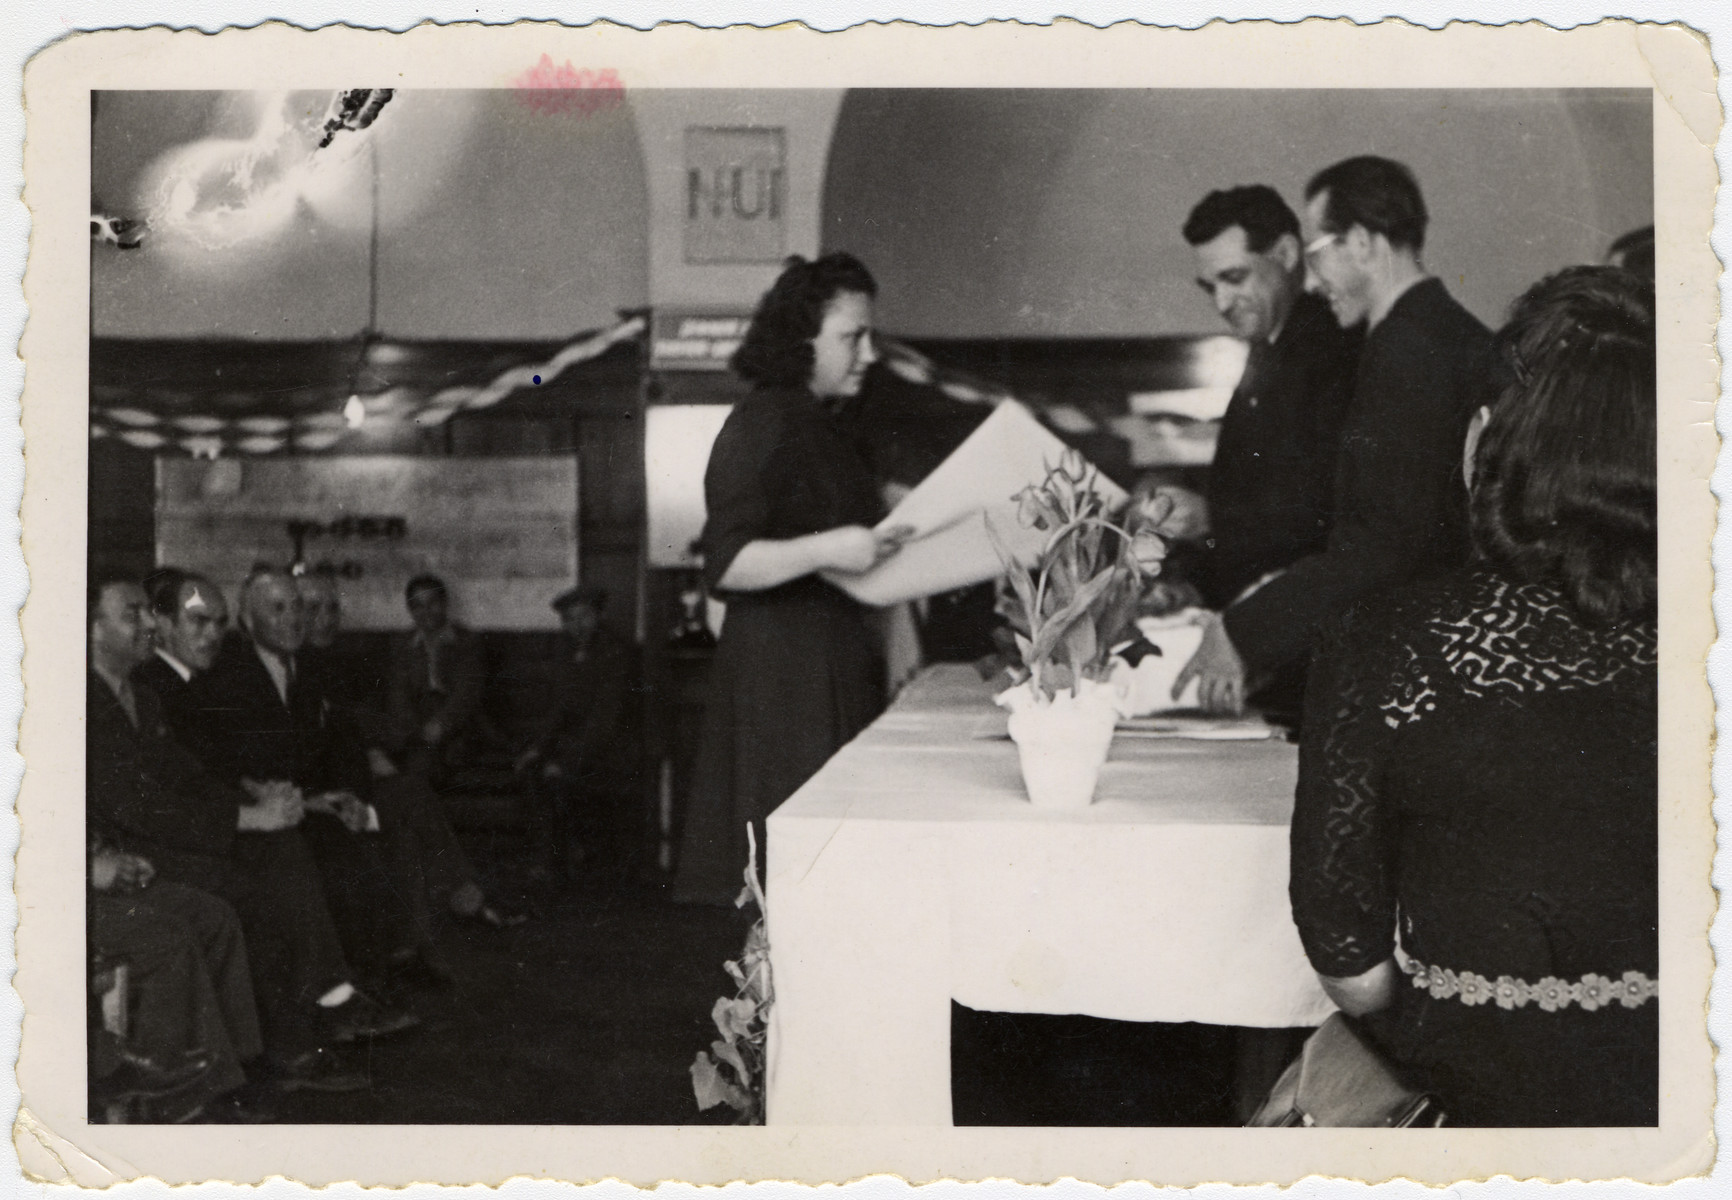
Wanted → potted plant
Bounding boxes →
[988,449,1171,809]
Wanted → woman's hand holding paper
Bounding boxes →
[823,523,914,575]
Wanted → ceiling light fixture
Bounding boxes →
[341,128,383,434]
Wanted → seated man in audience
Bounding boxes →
[515,586,641,889]
[299,570,517,941]
[88,835,269,1122]
[138,567,229,734]
[88,573,413,1090]
[387,574,488,787]
[1176,156,1493,717]
[298,568,388,738]
[190,566,445,981]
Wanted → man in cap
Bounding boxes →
[516,585,641,889]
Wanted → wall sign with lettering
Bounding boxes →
[156,455,580,631]
[648,308,754,371]
[683,126,786,264]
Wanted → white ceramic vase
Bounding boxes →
[996,677,1120,810]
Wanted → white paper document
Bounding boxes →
[824,401,1127,606]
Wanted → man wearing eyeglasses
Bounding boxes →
[1179,184,1361,721]
[1176,156,1493,716]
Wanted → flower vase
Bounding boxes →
[995,678,1120,809]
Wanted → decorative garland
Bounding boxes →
[876,335,1016,408]
[90,313,648,457]
[90,320,1034,459]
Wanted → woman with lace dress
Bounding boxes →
[1290,266,1657,1126]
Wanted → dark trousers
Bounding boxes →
[530,770,635,883]
[371,771,479,939]
[157,832,353,1055]
[297,811,424,969]
[88,881,263,1106]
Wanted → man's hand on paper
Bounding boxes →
[1173,610,1247,715]
[1139,484,1210,542]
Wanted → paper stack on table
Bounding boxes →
[1114,712,1281,741]
[823,401,1126,606]
[1112,610,1209,713]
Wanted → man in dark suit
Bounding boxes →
[1176,156,1494,714]
[88,835,267,1121]
[1179,185,1361,719]
[87,575,411,1091]
[190,567,436,982]
[300,570,514,940]
[137,567,228,735]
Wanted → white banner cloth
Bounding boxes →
[766,664,1334,1126]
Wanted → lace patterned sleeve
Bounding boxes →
[1290,599,1415,978]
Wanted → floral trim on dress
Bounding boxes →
[1396,949,1656,1012]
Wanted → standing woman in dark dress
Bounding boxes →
[1289,265,1657,1125]
[673,253,911,905]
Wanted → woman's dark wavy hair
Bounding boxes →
[729,252,877,389]
[1471,265,1655,624]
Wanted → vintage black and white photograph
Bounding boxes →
[14,18,1719,1188]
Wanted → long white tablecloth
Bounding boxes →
[765,664,1335,1126]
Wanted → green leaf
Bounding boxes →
[712,1037,750,1081]
[1061,616,1097,688]
[987,515,1039,620]
[713,995,757,1042]
[1027,569,1118,666]
[1094,571,1143,672]
[692,1051,750,1112]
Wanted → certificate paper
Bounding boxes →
[825,401,1126,605]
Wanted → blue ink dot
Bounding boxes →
[532,374,542,384]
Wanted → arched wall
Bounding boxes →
[93,88,1653,343]
[822,88,1652,338]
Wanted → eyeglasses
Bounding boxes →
[1304,231,1343,267]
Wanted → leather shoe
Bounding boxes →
[269,1045,369,1094]
[386,945,456,992]
[320,989,421,1043]
[99,1048,214,1100]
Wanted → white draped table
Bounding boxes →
[765,664,1335,1126]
